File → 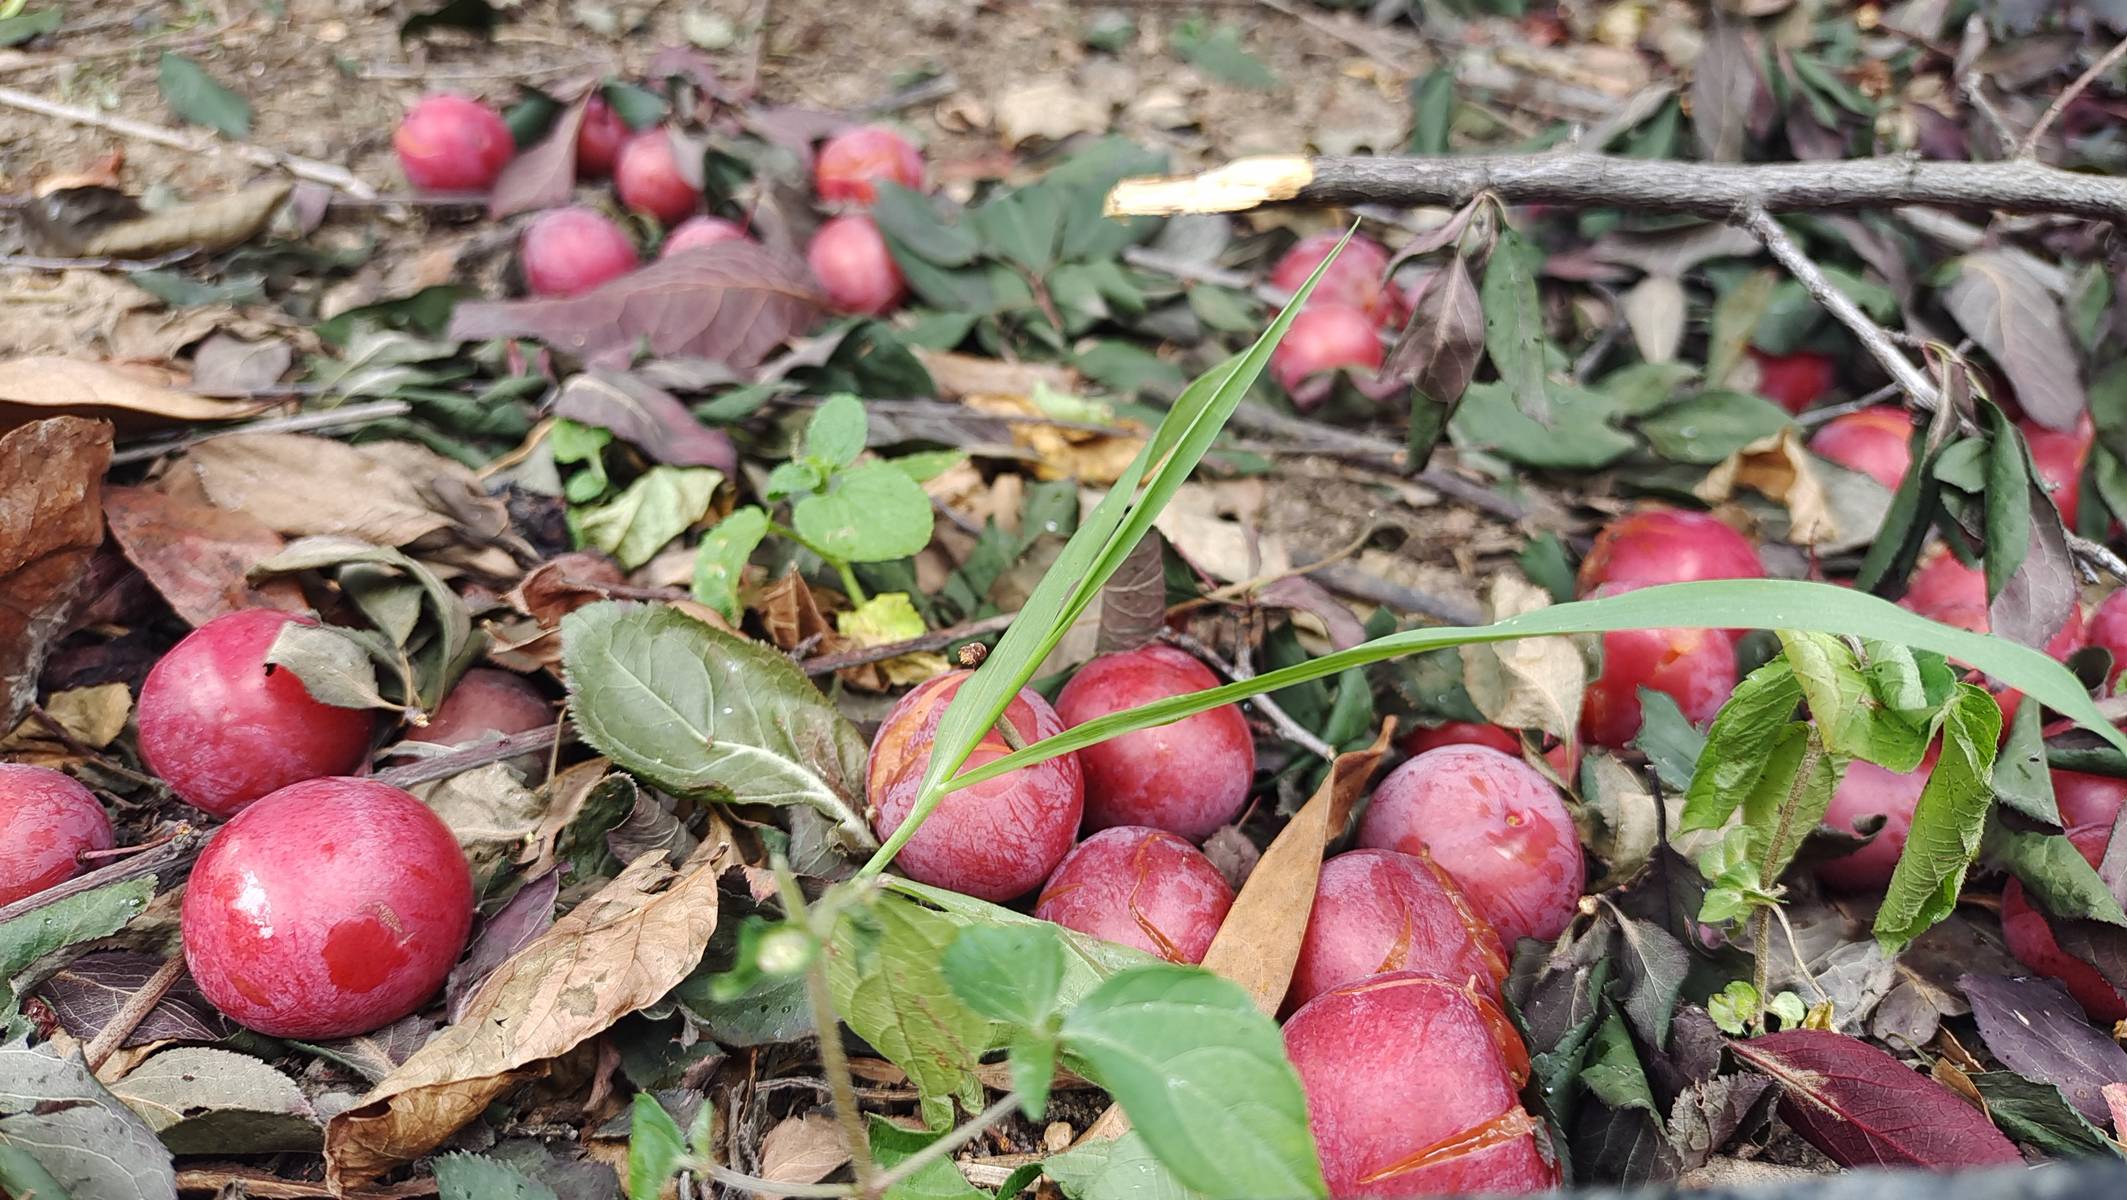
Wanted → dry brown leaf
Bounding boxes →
[1463,574,1585,740]
[1076,725,1395,1147]
[913,349,1078,399]
[995,78,1110,147]
[1144,480,1289,585]
[1621,274,1686,364]
[103,483,305,626]
[0,683,133,767]
[79,181,293,258]
[0,358,258,433]
[0,416,112,726]
[758,1113,852,1185]
[758,568,840,653]
[1696,426,1887,553]
[185,434,454,546]
[325,826,739,1188]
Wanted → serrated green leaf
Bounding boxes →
[0,1044,176,1200]
[882,877,1155,1011]
[690,506,768,624]
[1877,683,2003,947]
[1046,1130,1213,1200]
[1451,381,1636,469]
[1060,966,1325,1200]
[1780,630,1928,768]
[804,395,868,468]
[600,81,666,129]
[575,466,722,570]
[1968,1072,2118,1158]
[1681,657,1803,832]
[1737,723,1842,884]
[434,1151,562,1200]
[109,1047,319,1154]
[1481,226,1553,423]
[1633,688,1705,793]
[869,1115,987,1200]
[0,878,154,1016]
[792,461,933,564]
[1611,911,1690,1049]
[1008,1027,1057,1120]
[625,1094,687,1200]
[941,925,1064,1029]
[261,621,396,711]
[873,182,980,267]
[830,896,999,1126]
[1640,391,1792,465]
[561,602,875,850]
[1993,695,2061,825]
[158,53,250,136]
[1986,819,2127,925]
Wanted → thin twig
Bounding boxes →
[0,826,208,925]
[1105,153,2127,224]
[1162,628,1338,760]
[775,864,876,1193]
[83,955,184,1072]
[2068,533,2127,586]
[864,1092,1020,1198]
[1252,0,1414,73]
[109,400,412,465]
[697,1161,850,1199]
[0,248,199,272]
[2018,34,2127,158]
[1957,73,2019,158]
[373,725,565,788]
[1736,206,1943,414]
[0,84,376,197]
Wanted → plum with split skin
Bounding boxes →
[1288,848,1509,1011]
[0,765,113,906]
[137,609,375,818]
[867,671,1083,901]
[1269,232,1397,325]
[180,777,474,1039]
[1283,971,1555,1198]
[1053,644,1255,842]
[1033,826,1234,964]
[1355,746,1584,944]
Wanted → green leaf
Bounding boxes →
[829,895,999,1126]
[1680,657,1803,832]
[1737,724,1842,884]
[873,182,980,267]
[435,1152,562,1200]
[953,579,2127,798]
[941,925,1065,1029]
[764,460,824,501]
[868,1115,987,1200]
[690,506,768,624]
[1168,20,1277,89]
[1708,269,1778,388]
[1610,912,1691,1049]
[804,395,869,468]
[882,877,1156,1011]
[575,466,722,570]
[1633,688,1705,793]
[1581,1011,1659,1119]
[0,1142,70,1200]
[1986,820,2127,926]
[158,53,250,136]
[561,602,875,851]
[1061,967,1325,1200]
[1639,391,1792,465]
[1046,1130,1213,1200]
[1967,1072,2118,1158]
[1451,381,1636,469]
[1780,630,1928,769]
[0,878,153,1015]
[859,231,1352,880]
[624,1094,687,1200]
[1982,408,2032,602]
[262,621,397,711]
[1008,1027,1057,1120]
[1407,69,1455,155]
[792,461,933,564]
[890,450,968,483]
[0,1043,176,1199]
[971,186,1064,274]
[0,8,60,47]
[1993,694,2061,825]
[1518,533,1576,603]
[1480,226,1553,423]
[1877,683,2003,948]
[108,1046,321,1154]
[601,81,667,129]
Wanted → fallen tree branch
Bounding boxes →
[2019,34,2127,159]
[1105,153,2127,224]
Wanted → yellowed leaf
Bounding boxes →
[0,358,258,433]
[324,827,738,1188]
[758,1113,852,1186]
[1696,425,1888,553]
[964,392,1146,485]
[0,683,133,766]
[79,181,293,259]
[1462,575,1585,740]
[1076,726,1394,1148]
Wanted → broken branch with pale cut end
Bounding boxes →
[1105,155,1316,217]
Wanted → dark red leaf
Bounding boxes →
[552,369,737,473]
[35,951,237,1045]
[0,416,111,727]
[1961,973,2127,1124]
[1989,477,2077,652]
[103,484,306,627]
[446,240,825,370]
[1093,531,1164,656]
[1384,253,1484,454]
[490,92,590,220]
[1941,252,2086,433]
[1728,1028,2022,1168]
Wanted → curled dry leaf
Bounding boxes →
[1728,1028,2022,1169]
[758,1112,853,1185]
[77,180,292,259]
[1621,274,1687,364]
[0,682,132,767]
[963,391,1146,485]
[447,240,825,371]
[1463,574,1584,741]
[324,826,739,1188]
[1696,426,1888,552]
[0,358,255,433]
[1385,254,1483,463]
[0,416,112,727]
[103,484,305,626]
[1073,724,1394,1148]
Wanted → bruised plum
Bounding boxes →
[1288,849,1508,1011]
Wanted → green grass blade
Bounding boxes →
[949,578,2127,790]
[856,228,1361,879]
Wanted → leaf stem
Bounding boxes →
[770,520,869,604]
[1750,907,1773,1035]
[696,1159,854,1198]
[863,1091,1022,1199]
[774,862,877,1192]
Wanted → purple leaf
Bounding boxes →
[1961,973,2127,1124]
[447,240,825,370]
[1094,532,1165,655]
[490,91,589,219]
[1729,1028,2023,1168]
[35,951,237,1045]
[1385,253,1484,461]
[553,369,737,473]
[1941,252,2086,432]
[1990,477,2078,651]
[445,869,560,1021]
